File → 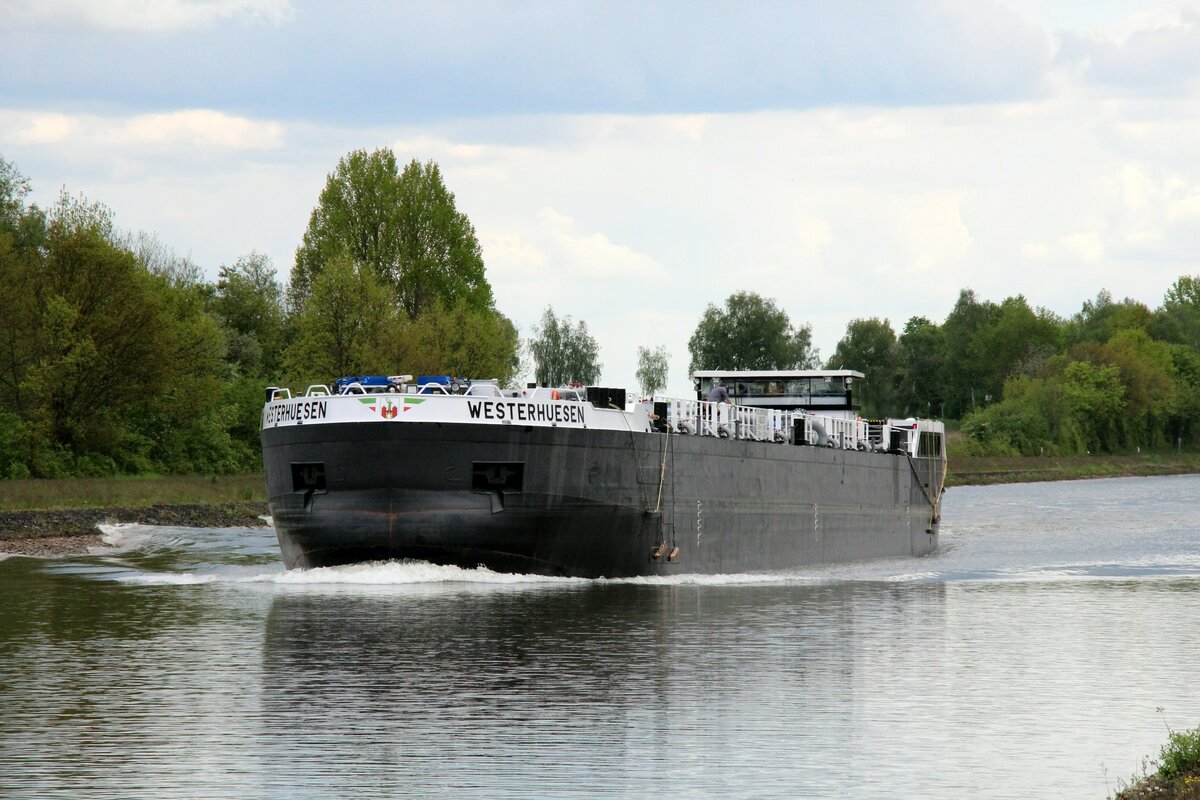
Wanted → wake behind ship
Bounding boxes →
[260,370,947,578]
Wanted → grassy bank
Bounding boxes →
[948,453,1200,487]
[0,473,266,512]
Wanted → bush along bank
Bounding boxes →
[1113,718,1200,799]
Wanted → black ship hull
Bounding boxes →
[262,421,941,578]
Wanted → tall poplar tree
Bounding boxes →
[290,149,493,318]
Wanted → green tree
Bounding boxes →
[284,253,396,385]
[896,316,946,417]
[135,279,236,474]
[0,156,31,230]
[210,251,285,377]
[529,307,601,386]
[971,295,1063,398]
[826,317,897,417]
[1068,289,1152,346]
[1166,344,1200,446]
[121,230,204,289]
[27,212,176,460]
[390,298,520,385]
[688,292,817,372]
[1100,327,1176,448]
[636,345,669,397]
[0,183,238,476]
[0,161,50,473]
[960,376,1056,456]
[0,162,40,392]
[1152,276,1200,349]
[940,289,999,417]
[291,149,492,318]
[1061,359,1125,452]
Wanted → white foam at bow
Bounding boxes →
[95,523,155,552]
[115,559,842,587]
[268,560,586,586]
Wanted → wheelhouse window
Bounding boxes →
[695,372,860,411]
[719,377,847,399]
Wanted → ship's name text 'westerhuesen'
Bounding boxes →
[466,400,586,424]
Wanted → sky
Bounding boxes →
[4,0,1200,397]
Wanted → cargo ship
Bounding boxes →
[260,370,947,578]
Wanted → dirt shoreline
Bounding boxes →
[0,502,270,558]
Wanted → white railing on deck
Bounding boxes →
[654,397,884,450]
[274,382,924,454]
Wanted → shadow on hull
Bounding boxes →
[273,488,653,577]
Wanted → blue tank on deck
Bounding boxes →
[334,375,401,392]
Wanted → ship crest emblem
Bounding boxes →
[380,399,399,419]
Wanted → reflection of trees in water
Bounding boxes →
[1,559,217,648]
[259,582,947,795]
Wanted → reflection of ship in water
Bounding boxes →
[259,581,947,794]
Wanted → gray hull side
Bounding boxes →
[262,422,941,578]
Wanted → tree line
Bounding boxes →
[3,149,1198,479]
[0,151,521,479]
[822,286,1200,456]
[586,274,1200,459]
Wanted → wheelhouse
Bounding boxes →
[693,369,865,417]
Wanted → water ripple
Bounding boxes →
[2,474,1200,799]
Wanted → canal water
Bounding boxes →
[2,475,1199,799]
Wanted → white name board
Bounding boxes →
[262,394,646,433]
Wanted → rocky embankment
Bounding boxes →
[0,502,270,557]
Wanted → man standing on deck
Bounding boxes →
[707,382,732,405]
[707,382,733,437]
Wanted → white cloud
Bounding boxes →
[1021,243,1051,260]
[1061,231,1105,263]
[4,109,284,152]
[2,0,294,32]
[1020,234,1110,265]
[481,232,547,274]
[538,207,664,280]
[1166,190,1200,219]
[903,194,974,271]
[1118,164,1155,213]
[117,110,284,149]
[391,136,495,161]
[12,113,74,144]
[795,218,834,254]
[479,206,669,343]
[1057,8,1200,89]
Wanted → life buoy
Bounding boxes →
[551,389,560,400]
